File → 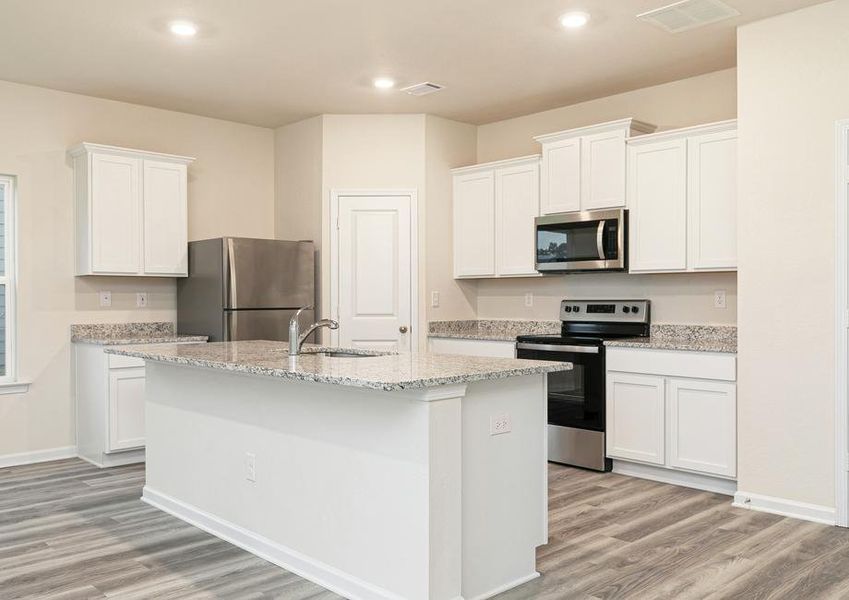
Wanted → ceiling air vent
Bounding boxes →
[401,82,445,97]
[637,0,740,33]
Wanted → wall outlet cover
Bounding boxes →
[136,292,148,308]
[99,291,112,308]
[431,291,440,308]
[490,414,512,436]
[714,290,727,309]
[524,293,533,307]
[245,452,256,483]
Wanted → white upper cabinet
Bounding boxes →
[70,143,194,277]
[627,120,737,274]
[453,155,540,279]
[535,119,656,215]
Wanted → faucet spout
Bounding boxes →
[289,306,338,355]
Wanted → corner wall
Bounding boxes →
[737,0,849,511]
[0,79,275,459]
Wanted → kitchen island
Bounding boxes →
[106,341,570,600]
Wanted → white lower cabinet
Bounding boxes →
[606,372,665,465]
[667,378,736,478]
[108,367,146,452]
[606,347,737,482]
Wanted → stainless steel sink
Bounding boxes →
[298,348,385,358]
[317,351,371,358]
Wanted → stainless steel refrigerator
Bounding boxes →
[177,238,315,342]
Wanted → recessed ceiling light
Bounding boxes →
[373,77,396,90]
[560,11,590,29]
[169,21,198,37]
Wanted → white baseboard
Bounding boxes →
[78,449,145,469]
[142,486,411,600]
[733,491,836,525]
[0,446,77,469]
[612,460,737,496]
[466,572,539,600]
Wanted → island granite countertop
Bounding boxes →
[71,322,208,345]
[105,340,571,391]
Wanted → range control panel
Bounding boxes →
[559,300,650,323]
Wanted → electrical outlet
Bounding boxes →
[524,293,533,307]
[490,414,512,436]
[245,452,256,483]
[714,290,727,309]
[99,291,112,308]
[136,292,148,308]
[431,291,440,308]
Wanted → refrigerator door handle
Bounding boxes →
[226,238,238,308]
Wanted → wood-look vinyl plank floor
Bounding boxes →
[3,459,849,599]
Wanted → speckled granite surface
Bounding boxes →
[605,324,737,354]
[105,340,571,391]
[428,320,560,342]
[71,322,208,345]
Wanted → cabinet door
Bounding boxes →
[453,171,496,278]
[495,161,539,276]
[606,372,665,465]
[581,129,627,210]
[540,138,581,214]
[627,139,688,272]
[90,153,141,274]
[108,367,146,452]
[667,378,736,477]
[688,130,737,271]
[143,160,188,276]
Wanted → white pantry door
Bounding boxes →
[336,194,413,352]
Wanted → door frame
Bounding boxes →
[836,120,849,527]
[328,189,420,351]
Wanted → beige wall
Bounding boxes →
[425,115,478,322]
[474,69,739,325]
[737,0,849,508]
[0,80,275,457]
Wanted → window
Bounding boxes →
[0,175,18,385]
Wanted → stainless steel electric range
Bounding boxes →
[516,299,650,471]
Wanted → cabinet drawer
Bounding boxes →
[108,353,146,369]
[606,347,735,381]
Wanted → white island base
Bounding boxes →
[141,361,547,600]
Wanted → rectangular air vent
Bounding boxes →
[401,82,445,96]
[637,0,740,33]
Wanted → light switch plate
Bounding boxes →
[136,292,148,308]
[431,291,440,308]
[524,293,533,307]
[99,291,112,308]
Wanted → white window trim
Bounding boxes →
[0,176,28,394]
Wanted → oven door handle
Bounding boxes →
[516,342,600,354]
[596,220,606,260]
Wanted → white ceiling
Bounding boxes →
[0,0,828,128]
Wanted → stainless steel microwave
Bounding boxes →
[535,208,627,272]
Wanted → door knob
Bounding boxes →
[399,326,409,334]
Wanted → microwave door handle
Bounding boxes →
[596,220,606,260]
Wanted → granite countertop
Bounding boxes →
[604,324,737,354]
[105,340,571,391]
[428,319,560,342]
[71,322,208,345]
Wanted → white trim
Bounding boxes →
[533,117,656,144]
[450,154,540,175]
[0,176,19,388]
[329,189,420,352]
[836,118,849,527]
[0,381,30,394]
[142,486,410,600]
[466,572,540,600]
[612,459,737,496]
[733,491,836,526]
[0,445,77,469]
[626,119,738,145]
[67,142,195,164]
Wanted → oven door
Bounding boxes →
[535,209,626,272]
[515,342,605,431]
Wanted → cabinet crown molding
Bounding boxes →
[68,142,195,165]
[533,118,656,144]
[451,154,540,175]
[626,119,738,146]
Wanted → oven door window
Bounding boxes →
[516,347,604,431]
